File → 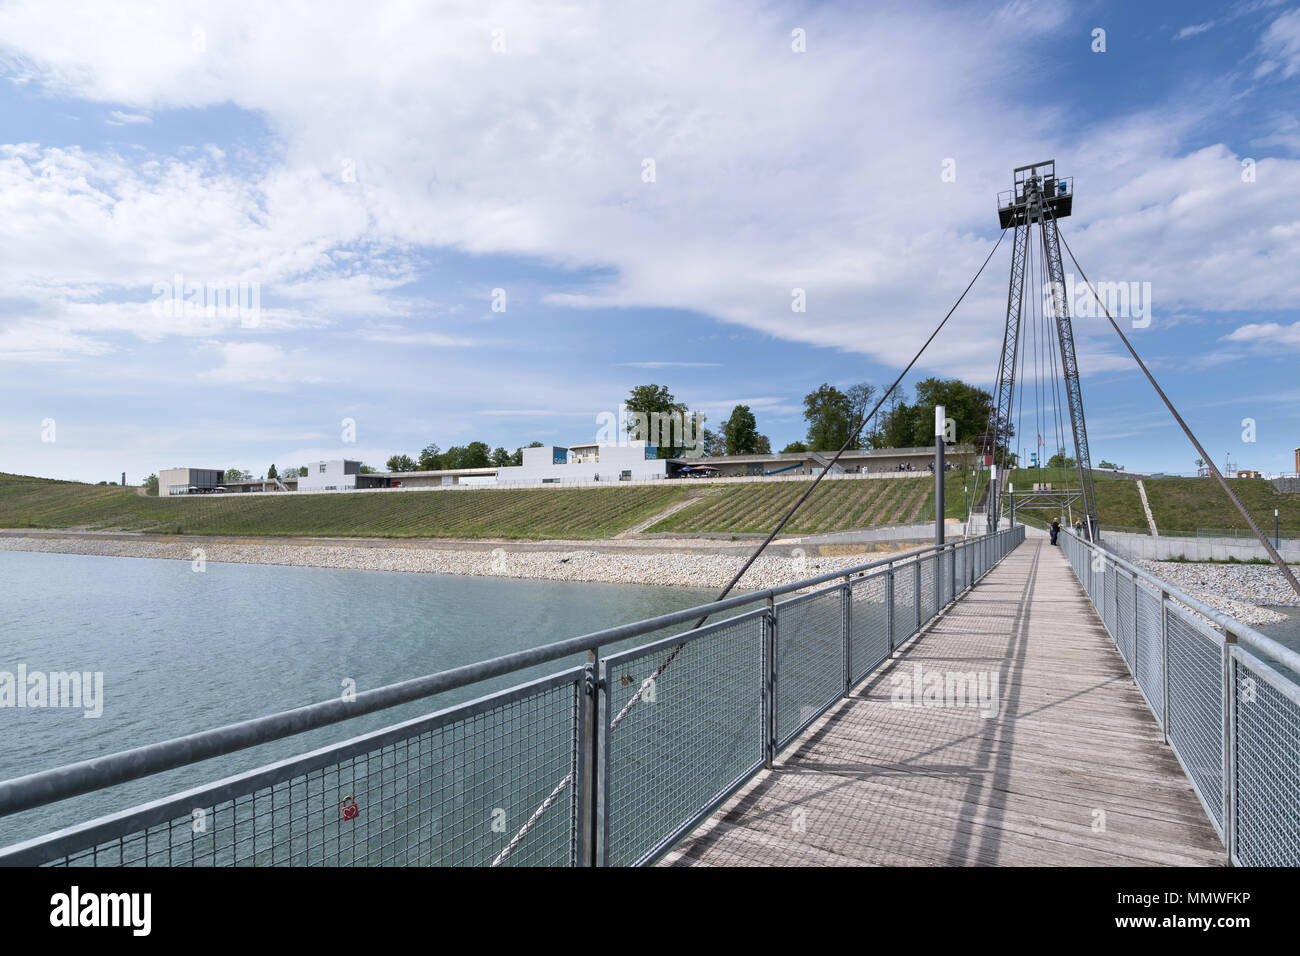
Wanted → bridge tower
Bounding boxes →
[990,160,1099,539]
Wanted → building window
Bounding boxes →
[319,464,326,473]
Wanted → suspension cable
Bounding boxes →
[1054,226,1300,598]
[492,227,1009,865]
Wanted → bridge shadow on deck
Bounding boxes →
[664,538,1225,867]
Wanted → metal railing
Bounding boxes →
[0,527,1025,867]
[1059,531,1300,866]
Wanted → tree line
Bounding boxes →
[624,378,1012,460]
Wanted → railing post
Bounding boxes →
[949,544,956,602]
[886,565,896,653]
[579,647,603,866]
[1222,634,1237,866]
[842,575,852,697]
[764,595,777,769]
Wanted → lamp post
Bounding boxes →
[935,405,945,546]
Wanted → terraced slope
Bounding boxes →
[0,474,690,540]
[647,476,932,535]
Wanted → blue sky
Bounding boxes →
[1,0,1298,483]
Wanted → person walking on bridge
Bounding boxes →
[1049,517,1061,546]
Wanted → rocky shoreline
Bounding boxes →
[0,533,879,591]
[1134,559,1298,627]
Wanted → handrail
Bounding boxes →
[1068,531,1300,674]
[0,532,993,819]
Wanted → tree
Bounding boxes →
[267,464,278,480]
[701,428,725,457]
[846,383,877,426]
[1097,459,1123,471]
[491,447,513,467]
[297,466,308,477]
[387,454,417,472]
[780,441,808,454]
[418,443,443,471]
[802,384,856,451]
[224,468,250,482]
[444,442,492,469]
[144,473,158,495]
[359,464,376,474]
[754,434,772,455]
[624,384,703,458]
[1048,449,1077,469]
[722,405,759,455]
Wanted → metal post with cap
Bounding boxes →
[935,404,945,546]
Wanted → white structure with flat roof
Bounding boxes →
[494,441,668,485]
[297,459,364,492]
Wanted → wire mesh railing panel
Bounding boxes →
[602,611,766,867]
[20,671,583,868]
[892,565,916,647]
[774,586,846,751]
[1115,570,1136,670]
[920,555,937,623]
[954,544,966,594]
[1231,651,1300,866]
[1165,612,1225,833]
[1135,584,1164,723]
[849,573,890,684]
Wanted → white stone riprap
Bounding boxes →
[1135,559,1298,626]
[0,534,883,592]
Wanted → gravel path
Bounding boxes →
[1134,560,1299,626]
[0,533,880,591]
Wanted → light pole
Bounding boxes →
[934,405,946,545]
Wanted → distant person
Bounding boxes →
[1074,518,1084,535]
[1050,518,1061,546]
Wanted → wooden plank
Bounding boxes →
[664,537,1225,867]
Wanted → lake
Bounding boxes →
[0,549,723,849]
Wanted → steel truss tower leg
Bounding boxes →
[990,225,1027,532]
[1040,217,1099,538]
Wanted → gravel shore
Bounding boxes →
[1134,560,1298,626]
[0,533,878,591]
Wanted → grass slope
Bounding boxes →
[0,473,689,540]
[6,468,1297,540]
[648,476,932,535]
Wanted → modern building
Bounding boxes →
[159,467,224,495]
[687,445,976,478]
[494,441,669,484]
[296,459,393,492]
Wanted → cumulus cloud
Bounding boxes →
[0,0,1296,389]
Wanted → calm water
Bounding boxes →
[0,550,722,847]
[1257,607,1300,662]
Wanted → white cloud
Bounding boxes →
[1222,321,1300,348]
[1256,7,1300,78]
[106,109,151,125]
[0,0,1296,388]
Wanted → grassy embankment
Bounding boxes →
[5,469,1295,540]
[0,473,931,540]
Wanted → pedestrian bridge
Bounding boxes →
[1,527,1296,867]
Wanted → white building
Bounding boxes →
[297,459,367,492]
[494,441,668,485]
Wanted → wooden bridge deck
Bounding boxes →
[664,536,1225,867]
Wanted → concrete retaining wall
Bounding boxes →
[1105,530,1300,563]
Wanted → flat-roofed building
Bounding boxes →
[495,440,668,485]
[159,467,224,495]
[296,459,395,492]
